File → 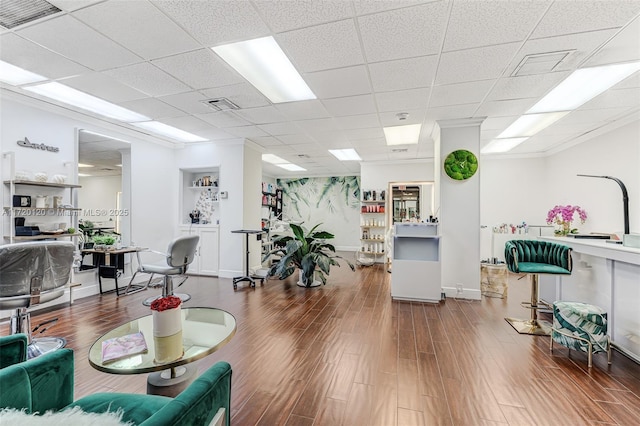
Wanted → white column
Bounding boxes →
[435,118,485,300]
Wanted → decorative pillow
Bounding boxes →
[0,406,131,426]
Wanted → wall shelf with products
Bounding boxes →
[180,168,220,225]
[359,189,387,263]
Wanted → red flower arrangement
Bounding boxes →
[150,295,181,312]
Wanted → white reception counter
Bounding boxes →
[538,236,640,363]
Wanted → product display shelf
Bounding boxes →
[3,180,81,189]
[9,233,83,242]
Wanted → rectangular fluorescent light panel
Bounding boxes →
[481,137,529,154]
[277,163,306,172]
[78,173,92,177]
[262,154,288,164]
[77,163,94,168]
[24,82,149,122]
[131,121,207,143]
[329,149,361,161]
[212,36,315,103]
[383,124,422,146]
[498,112,569,138]
[528,61,640,113]
[0,60,47,85]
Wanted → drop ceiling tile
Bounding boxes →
[296,118,342,134]
[16,15,141,71]
[429,80,494,108]
[160,116,213,133]
[234,106,288,124]
[200,83,270,109]
[475,98,536,117]
[118,98,185,119]
[358,2,448,62]
[344,127,385,140]
[49,1,101,12]
[105,63,190,97]
[305,66,372,98]
[335,113,381,130]
[0,33,89,79]
[255,0,353,32]
[196,111,250,128]
[506,29,618,75]
[531,1,640,39]
[225,126,269,138]
[444,1,550,52]
[350,138,387,149]
[312,131,349,146]
[276,100,330,120]
[580,87,640,110]
[248,136,284,147]
[196,128,237,141]
[359,152,389,161]
[61,72,147,103]
[482,115,519,131]
[158,91,212,114]
[353,1,427,16]
[427,103,480,121]
[379,109,425,127]
[369,55,437,92]
[278,134,316,144]
[322,95,377,117]
[436,43,521,85]
[288,143,324,153]
[152,0,269,46]
[614,73,640,89]
[374,88,430,113]
[73,1,200,60]
[258,122,303,136]
[277,19,364,73]
[487,72,569,101]
[559,107,632,126]
[585,16,640,66]
[153,50,243,90]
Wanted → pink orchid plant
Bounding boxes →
[546,205,587,235]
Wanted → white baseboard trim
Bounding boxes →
[442,286,482,300]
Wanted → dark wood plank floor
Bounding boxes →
[3,258,640,425]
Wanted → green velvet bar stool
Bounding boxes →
[550,301,611,368]
[504,240,572,335]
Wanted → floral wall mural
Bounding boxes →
[277,176,360,249]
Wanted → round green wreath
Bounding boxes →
[444,149,478,180]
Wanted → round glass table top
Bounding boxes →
[89,307,236,374]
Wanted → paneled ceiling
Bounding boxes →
[2,0,639,177]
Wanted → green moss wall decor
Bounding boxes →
[444,149,478,180]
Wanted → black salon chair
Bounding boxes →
[504,240,572,335]
[123,235,199,306]
[0,241,74,358]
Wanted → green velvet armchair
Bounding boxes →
[0,333,28,369]
[504,240,572,336]
[0,345,232,426]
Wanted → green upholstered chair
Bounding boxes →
[0,347,232,426]
[0,333,28,369]
[504,240,572,335]
[550,301,611,368]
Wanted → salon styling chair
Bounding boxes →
[0,241,74,358]
[504,240,572,335]
[124,235,199,306]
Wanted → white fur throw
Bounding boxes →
[0,406,131,425]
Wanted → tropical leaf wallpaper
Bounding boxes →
[277,176,360,248]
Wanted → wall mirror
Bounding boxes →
[387,181,434,227]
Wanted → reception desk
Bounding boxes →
[538,236,640,363]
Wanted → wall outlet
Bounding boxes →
[456,283,463,294]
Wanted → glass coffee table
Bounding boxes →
[89,307,236,396]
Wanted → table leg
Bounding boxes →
[147,364,197,397]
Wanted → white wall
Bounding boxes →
[361,161,434,190]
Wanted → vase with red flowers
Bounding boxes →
[151,295,183,363]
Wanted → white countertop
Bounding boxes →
[539,236,640,265]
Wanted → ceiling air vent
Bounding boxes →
[511,50,574,77]
[0,0,61,29]
[391,148,408,153]
[202,98,240,111]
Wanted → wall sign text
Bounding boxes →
[16,137,59,153]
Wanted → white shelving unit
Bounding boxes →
[391,223,441,302]
[359,196,386,263]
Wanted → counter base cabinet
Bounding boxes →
[391,259,441,302]
[178,226,219,276]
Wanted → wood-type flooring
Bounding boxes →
[3,259,639,425]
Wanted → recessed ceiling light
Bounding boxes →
[0,60,47,85]
[497,112,569,138]
[262,154,288,164]
[528,61,640,113]
[24,82,149,122]
[277,163,306,172]
[78,173,92,177]
[131,121,207,143]
[481,137,529,154]
[77,163,94,168]
[383,124,422,146]
[115,164,122,167]
[212,36,316,103]
[329,149,361,161]
[81,130,130,143]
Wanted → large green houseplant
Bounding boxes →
[264,223,354,287]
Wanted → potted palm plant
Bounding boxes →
[263,223,354,287]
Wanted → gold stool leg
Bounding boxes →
[505,274,551,335]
